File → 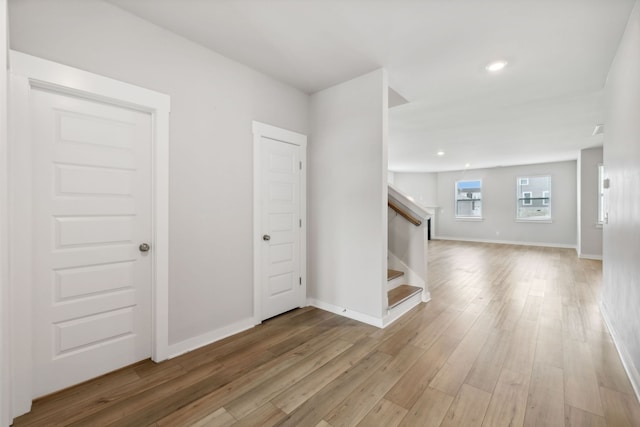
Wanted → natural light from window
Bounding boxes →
[455,179,482,219]
[517,175,551,221]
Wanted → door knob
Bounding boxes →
[263,235,271,241]
[139,243,151,252]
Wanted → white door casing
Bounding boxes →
[253,122,307,323]
[8,51,169,417]
[1,2,9,425]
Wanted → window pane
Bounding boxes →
[517,175,551,220]
[456,179,482,218]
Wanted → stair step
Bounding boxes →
[387,285,422,309]
[387,269,404,281]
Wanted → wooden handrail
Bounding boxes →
[388,199,422,226]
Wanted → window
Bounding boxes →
[598,164,605,224]
[455,179,482,218]
[517,175,551,220]
[542,191,550,206]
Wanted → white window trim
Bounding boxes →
[454,179,482,219]
[515,219,553,224]
[516,175,552,222]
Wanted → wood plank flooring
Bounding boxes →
[13,240,640,426]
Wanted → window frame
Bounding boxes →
[516,175,552,222]
[454,178,483,220]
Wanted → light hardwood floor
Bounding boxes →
[14,240,640,426]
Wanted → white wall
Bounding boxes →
[436,161,577,247]
[309,69,388,322]
[387,171,395,185]
[602,0,640,398]
[1,0,9,424]
[578,147,603,258]
[393,172,438,207]
[8,0,308,346]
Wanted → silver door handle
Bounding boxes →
[139,243,151,252]
[263,235,271,241]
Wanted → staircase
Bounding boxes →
[387,268,404,282]
[385,184,431,326]
[387,269,423,309]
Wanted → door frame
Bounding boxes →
[252,121,307,324]
[1,2,9,425]
[7,51,170,418]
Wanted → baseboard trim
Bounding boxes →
[433,236,576,249]
[578,253,603,260]
[601,303,640,403]
[422,291,432,303]
[307,298,384,328]
[167,318,255,359]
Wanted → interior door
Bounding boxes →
[31,87,152,397]
[260,137,301,320]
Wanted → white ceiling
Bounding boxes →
[107,0,635,172]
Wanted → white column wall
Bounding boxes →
[308,69,388,322]
[602,0,640,399]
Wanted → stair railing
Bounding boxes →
[388,199,422,226]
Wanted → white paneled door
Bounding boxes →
[31,88,152,397]
[260,137,302,320]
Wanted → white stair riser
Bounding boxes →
[383,292,423,327]
[387,275,405,290]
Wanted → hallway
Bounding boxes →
[14,241,640,426]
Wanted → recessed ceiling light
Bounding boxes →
[465,163,471,168]
[437,151,445,156]
[485,60,508,72]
